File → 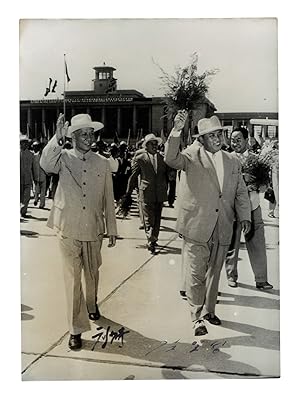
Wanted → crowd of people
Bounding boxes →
[20,111,279,349]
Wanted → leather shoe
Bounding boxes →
[256,281,273,290]
[147,243,156,254]
[228,279,238,288]
[194,320,208,336]
[89,305,101,321]
[68,334,82,350]
[204,313,222,325]
[179,290,186,298]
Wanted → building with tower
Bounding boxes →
[19,63,278,143]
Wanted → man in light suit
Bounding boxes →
[225,127,273,290]
[165,111,251,336]
[40,113,117,350]
[126,134,168,254]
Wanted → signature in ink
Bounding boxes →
[145,339,228,355]
[145,339,180,356]
[91,326,130,351]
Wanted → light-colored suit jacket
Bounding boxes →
[40,135,117,241]
[165,135,251,245]
[127,151,168,203]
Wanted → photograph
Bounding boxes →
[19,17,279,381]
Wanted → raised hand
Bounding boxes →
[56,113,69,141]
[173,110,188,132]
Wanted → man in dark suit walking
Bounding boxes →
[126,134,168,254]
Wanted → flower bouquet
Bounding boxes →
[240,153,271,191]
[154,52,218,119]
[116,193,132,218]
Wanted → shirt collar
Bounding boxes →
[205,149,222,159]
[236,149,249,159]
[73,147,92,160]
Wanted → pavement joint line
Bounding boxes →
[41,353,269,378]
[21,331,69,375]
[22,232,178,376]
[99,232,178,306]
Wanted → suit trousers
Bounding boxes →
[58,235,103,335]
[225,206,268,283]
[183,222,229,323]
[20,183,31,216]
[34,180,46,208]
[141,201,163,243]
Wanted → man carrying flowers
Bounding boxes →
[225,127,273,290]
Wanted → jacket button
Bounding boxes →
[83,206,86,210]
[83,158,86,161]
[84,170,87,173]
[219,194,222,198]
[83,182,86,185]
[216,209,219,212]
[83,194,86,197]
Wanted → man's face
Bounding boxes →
[199,130,224,153]
[230,131,248,153]
[146,140,158,155]
[73,128,95,153]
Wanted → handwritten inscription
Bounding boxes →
[145,340,228,355]
[91,326,130,351]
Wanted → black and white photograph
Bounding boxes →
[15,12,285,385]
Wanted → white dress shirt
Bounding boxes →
[206,150,224,192]
[148,152,157,173]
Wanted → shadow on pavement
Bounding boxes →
[21,214,48,221]
[21,304,34,321]
[157,246,182,255]
[161,216,177,222]
[160,225,176,233]
[218,292,279,310]
[237,283,280,296]
[212,320,280,351]
[20,230,39,238]
[81,316,261,377]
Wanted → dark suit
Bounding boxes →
[127,151,168,244]
[20,148,35,216]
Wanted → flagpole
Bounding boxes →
[63,54,66,119]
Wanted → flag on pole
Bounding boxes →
[51,80,58,93]
[42,123,47,140]
[26,123,30,138]
[65,59,71,82]
[127,128,131,146]
[114,131,119,145]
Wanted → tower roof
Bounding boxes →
[93,65,116,72]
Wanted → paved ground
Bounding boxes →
[20,192,279,380]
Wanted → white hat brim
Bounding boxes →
[192,126,227,138]
[67,121,104,137]
[143,137,163,147]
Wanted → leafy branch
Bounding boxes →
[153,52,218,119]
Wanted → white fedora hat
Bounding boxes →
[193,115,226,137]
[142,133,162,147]
[67,114,104,137]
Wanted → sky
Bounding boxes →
[2,2,300,395]
[19,18,278,113]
